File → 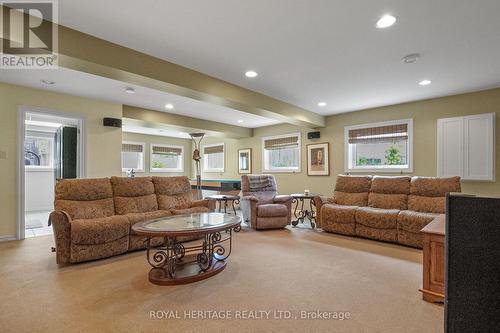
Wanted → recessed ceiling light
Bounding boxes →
[402,53,421,64]
[376,14,397,29]
[245,70,258,78]
[317,102,327,107]
[419,79,432,86]
[165,103,174,110]
[237,119,244,123]
[125,87,135,94]
[41,79,55,85]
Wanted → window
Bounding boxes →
[203,143,225,172]
[150,144,184,172]
[25,135,54,168]
[262,133,301,173]
[121,142,145,172]
[344,119,413,173]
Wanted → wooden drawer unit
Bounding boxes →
[420,215,445,303]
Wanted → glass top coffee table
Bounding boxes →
[132,213,241,285]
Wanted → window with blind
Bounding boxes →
[203,143,224,172]
[150,144,184,172]
[344,119,413,172]
[262,133,301,172]
[121,141,145,172]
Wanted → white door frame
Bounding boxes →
[17,106,86,240]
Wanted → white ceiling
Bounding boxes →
[57,0,500,114]
[0,67,280,128]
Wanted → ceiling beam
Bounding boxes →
[122,105,253,139]
[54,24,324,128]
[1,6,325,127]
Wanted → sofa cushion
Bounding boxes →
[257,204,288,217]
[333,191,368,206]
[368,193,408,210]
[124,210,172,234]
[256,216,288,229]
[335,175,371,193]
[111,177,158,214]
[356,224,398,243]
[321,204,357,235]
[370,176,410,194]
[355,207,399,229]
[153,176,193,210]
[171,207,210,215]
[56,198,115,220]
[397,210,440,233]
[55,178,113,201]
[55,178,115,219]
[71,215,130,245]
[408,195,446,214]
[410,176,461,196]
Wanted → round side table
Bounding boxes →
[290,193,320,229]
[206,194,240,215]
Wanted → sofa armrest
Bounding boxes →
[192,199,216,212]
[313,196,331,228]
[49,210,72,264]
[273,195,293,203]
[241,195,259,202]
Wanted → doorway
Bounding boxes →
[18,108,85,239]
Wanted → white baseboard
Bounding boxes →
[0,235,17,242]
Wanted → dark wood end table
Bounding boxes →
[290,193,320,229]
[206,194,240,215]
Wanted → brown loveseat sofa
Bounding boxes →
[49,176,215,264]
[314,175,461,248]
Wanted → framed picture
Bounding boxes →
[238,148,252,174]
[307,142,329,176]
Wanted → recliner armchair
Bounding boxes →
[240,175,292,229]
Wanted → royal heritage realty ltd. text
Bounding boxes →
[149,310,352,321]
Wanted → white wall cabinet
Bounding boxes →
[437,113,495,181]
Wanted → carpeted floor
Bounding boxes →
[0,227,443,333]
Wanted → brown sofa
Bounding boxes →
[314,175,461,248]
[49,176,215,264]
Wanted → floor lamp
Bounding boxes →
[190,132,205,199]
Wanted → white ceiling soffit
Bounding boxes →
[57,0,500,114]
[0,67,281,128]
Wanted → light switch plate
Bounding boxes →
[0,150,7,159]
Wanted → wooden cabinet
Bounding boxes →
[437,113,495,181]
[420,216,445,303]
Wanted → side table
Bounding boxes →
[206,194,240,215]
[290,193,320,229]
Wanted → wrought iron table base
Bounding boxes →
[145,227,237,285]
[216,198,240,215]
[291,197,317,229]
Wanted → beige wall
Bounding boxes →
[197,88,500,196]
[0,82,122,237]
[122,132,192,177]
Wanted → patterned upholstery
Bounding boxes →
[397,210,440,247]
[111,177,158,214]
[321,204,357,235]
[50,176,214,264]
[368,176,410,210]
[55,178,115,220]
[71,216,130,245]
[240,174,292,230]
[152,176,192,210]
[317,174,461,248]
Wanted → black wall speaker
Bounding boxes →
[445,194,500,333]
[103,117,122,128]
[307,131,320,139]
